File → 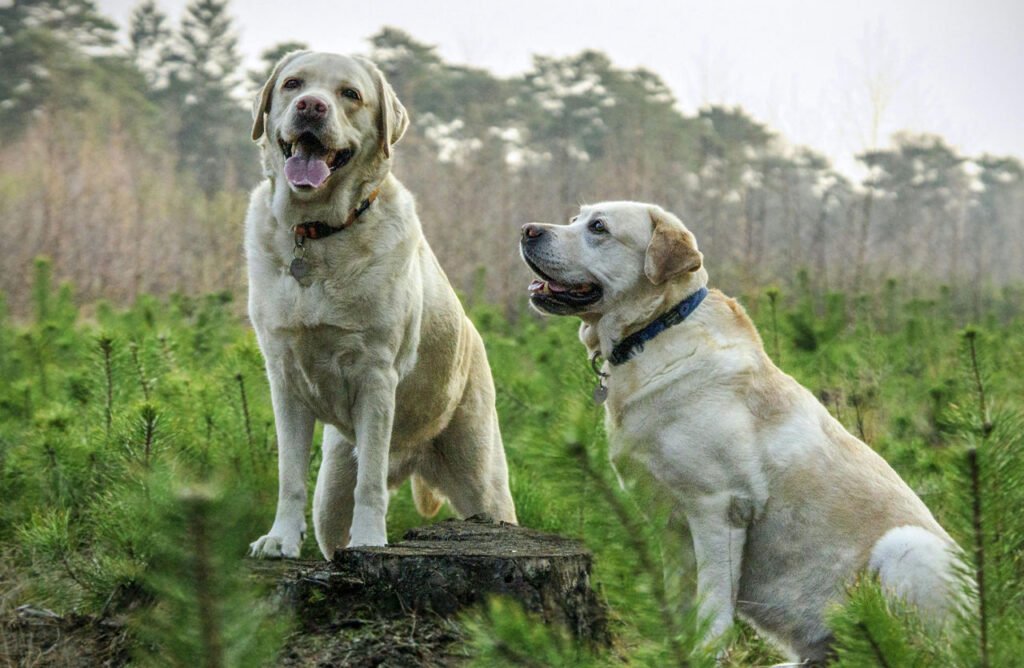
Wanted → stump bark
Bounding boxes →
[4,518,608,667]
[252,516,608,646]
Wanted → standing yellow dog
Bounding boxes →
[245,51,515,560]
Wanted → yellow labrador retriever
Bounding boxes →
[520,201,962,663]
[245,51,516,559]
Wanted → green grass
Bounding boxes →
[1,260,1022,665]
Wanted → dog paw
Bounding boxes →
[347,533,388,548]
[248,530,303,559]
[347,507,387,547]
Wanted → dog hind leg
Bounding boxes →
[416,345,516,524]
[312,424,357,559]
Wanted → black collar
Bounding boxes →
[292,187,381,240]
[608,287,709,366]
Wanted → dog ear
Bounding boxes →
[644,206,703,285]
[251,50,310,142]
[358,58,409,159]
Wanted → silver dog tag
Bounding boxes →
[593,383,608,405]
[289,257,311,283]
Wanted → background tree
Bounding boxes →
[0,0,118,133]
[1,14,1022,315]
[162,0,254,193]
[128,0,173,91]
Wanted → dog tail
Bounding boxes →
[411,474,444,518]
[869,525,972,628]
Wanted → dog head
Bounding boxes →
[251,51,408,199]
[519,202,707,320]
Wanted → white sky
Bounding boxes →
[97,0,1024,176]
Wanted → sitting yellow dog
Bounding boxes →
[520,200,963,664]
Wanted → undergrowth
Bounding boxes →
[2,260,1022,665]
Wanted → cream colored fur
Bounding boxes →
[520,201,964,663]
[245,51,515,560]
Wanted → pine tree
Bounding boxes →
[132,477,288,666]
[128,0,173,90]
[0,0,118,132]
[164,0,253,193]
[828,328,1024,667]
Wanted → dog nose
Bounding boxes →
[522,223,545,240]
[295,95,328,120]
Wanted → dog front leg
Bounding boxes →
[687,494,747,655]
[347,369,398,547]
[249,374,316,559]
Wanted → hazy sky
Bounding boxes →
[97,0,1023,175]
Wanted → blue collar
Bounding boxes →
[608,287,708,366]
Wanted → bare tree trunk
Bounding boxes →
[813,191,833,295]
[852,186,874,293]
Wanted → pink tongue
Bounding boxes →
[285,154,330,188]
[548,282,568,293]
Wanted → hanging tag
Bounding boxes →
[289,257,311,282]
[593,383,608,405]
[290,232,313,286]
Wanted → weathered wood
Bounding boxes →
[5,519,608,667]
[250,516,608,644]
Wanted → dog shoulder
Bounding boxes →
[244,181,276,254]
[700,290,806,426]
[245,181,273,224]
[712,289,763,347]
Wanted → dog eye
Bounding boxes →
[341,88,361,101]
[588,219,608,234]
[282,78,302,90]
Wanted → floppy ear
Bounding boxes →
[644,206,703,285]
[358,57,409,158]
[251,50,310,141]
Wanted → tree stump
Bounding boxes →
[250,516,609,665]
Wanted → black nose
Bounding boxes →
[295,95,328,120]
[522,223,545,240]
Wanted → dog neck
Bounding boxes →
[607,287,708,365]
[291,186,382,240]
[586,271,709,361]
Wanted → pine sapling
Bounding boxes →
[129,340,151,401]
[850,392,867,442]
[766,287,782,364]
[181,488,224,668]
[963,328,992,436]
[134,477,288,666]
[141,403,158,468]
[234,372,254,454]
[567,441,691,666]
[967,447,988,668]
[99,336,114,442]
[963,327,991,666]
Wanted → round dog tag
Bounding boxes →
[289,257,311,282]
[593,383,608,405]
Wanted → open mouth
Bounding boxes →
[523,255,602,314]
[279,132,354,189]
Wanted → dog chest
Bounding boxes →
[262,323,378,428]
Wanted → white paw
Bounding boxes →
[347,506,387,548]
[248,528,303,559]
[347,532,388,548]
